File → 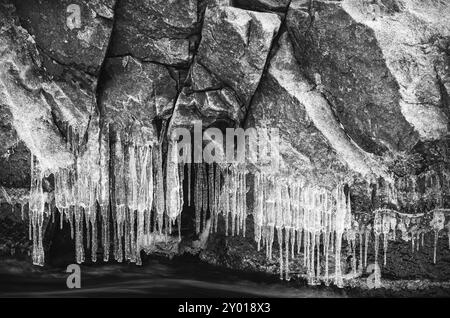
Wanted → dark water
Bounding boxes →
[0,257,346,298]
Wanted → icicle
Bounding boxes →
[364,229,369,268]
[324,229,330,285]
[187,163,192,206]
[285,228,290,281]
[194,163,203,234]
[383,233,388,266]
[242,168,247,237]
[154,143,165,233]
[90,211,97,263]
[230,166,237,237]
[434,230,438,264]
[269,226,274,260]
[334,184,348,288]
[74,206,85,264]
[177,214,182,242]
[358,232,363,272]
[290,228,295,259]
[254,172,263,250]
[374,232,380,272]
[85,210,90,251]
[310,231,316,284]
[316,232,321,280]
[59,208,64,230]
[214,164,221,233]
[334,231,343,288]
[98,127,110,262]
[431,211,445,264]
[224,166,230,236]
[113,134,126,261]
[29,155,46,266]
[278,228,283,280]
[208,164,215,229]
[166,141,183,222]
[202,164,208,232]
[304,227,308,268]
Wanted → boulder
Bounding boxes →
[11,0,115,76]
[100,56,178,140]
[110,0,198,66]
[196,6,281,107]
[287,0,449,155]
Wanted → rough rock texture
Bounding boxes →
[0,3,74,171]
[246,32,367,185]
[197,6,281,106]
[110,0,197,66]
[169,5,281,135]
[100,56,178,136]
[0,0,450,293]
[233,0,291,14]
[11,0,115,76]
[286,0,449,154]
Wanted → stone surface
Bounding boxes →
[341,0,450,142]
[168,87,243,138]
[12,0,115,76]
[233,0,290,13]
[100,56,178,140]
[0,102,18,156]
[110,0,198,66]
[0,142,30,190]
[197,6,281,107]
[246,32,388,183]
[246,33,344,182]
[286,0,446,154]
[0,3,74,171]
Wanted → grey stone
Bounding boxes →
[110,0,198,66]
[11,0,115,76]
[197,6,281,106]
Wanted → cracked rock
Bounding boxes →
[110,0,198,66]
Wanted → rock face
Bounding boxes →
[110,0,198,66]
[11,0,115,76]
[286,0,449,154]
[100,56,178,135]
[0,0,450,292]
[246,33,335,176]
[233,0,290,13]
[0,3,75,171]
[169,5,281,135]
[197,6,281,106]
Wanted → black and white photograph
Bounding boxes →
[0,0,449,305]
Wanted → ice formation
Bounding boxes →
[28,125,184,266]
[26,124,450,288]
[253,174,352,286]
[191,162,248,237]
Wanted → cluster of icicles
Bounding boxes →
[253,173,352,287]
[27,129,450,288]
[27,122,250,268]
[373,170,450,212]
[370,208,450,266]
[28,126,184,266]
